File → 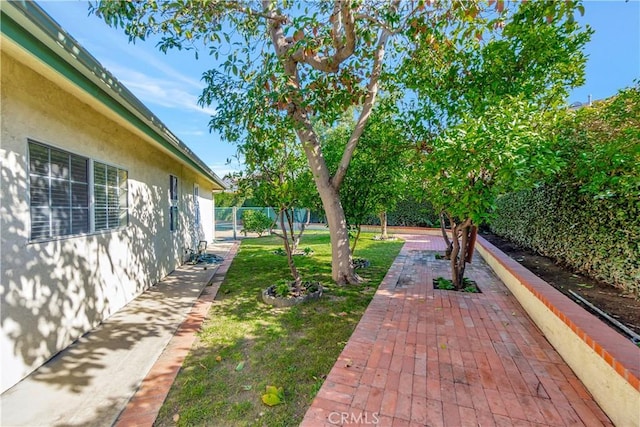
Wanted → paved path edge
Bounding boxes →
[114,241,241,427]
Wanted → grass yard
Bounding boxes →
[155,231,403,426]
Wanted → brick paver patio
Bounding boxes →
[301,235,612,426]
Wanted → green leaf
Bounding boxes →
[261,393,282,406]
[262,385,284,406]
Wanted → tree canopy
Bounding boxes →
[92,0,592,286]
[396,0,591,288]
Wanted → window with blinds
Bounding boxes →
[28,141,129,241]
[29,141,89,240]
[193,184,200,226]
[169,175,178,231]
[94,162,128,231]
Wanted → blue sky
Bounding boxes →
[39,1,639,179]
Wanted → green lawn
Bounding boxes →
[155,231,403,426]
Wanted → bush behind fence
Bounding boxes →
[215,207,311,232]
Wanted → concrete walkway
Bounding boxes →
[0,241,238,427]
[301,235,612,426]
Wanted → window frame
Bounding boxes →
[169,175,179,232]
[93,160,129,232]
[28,140,90,241]
[27,139,129,243]
[193,183,200,227]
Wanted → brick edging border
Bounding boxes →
[369,225,639,393]
[114,241,241,427]
[476,235,640,392]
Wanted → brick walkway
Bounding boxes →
[301,235,612,427]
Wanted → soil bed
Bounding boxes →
[481,232,640,339]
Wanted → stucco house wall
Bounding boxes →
[1,3,224,393]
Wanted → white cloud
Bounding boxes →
[209,160,244,179]
[104,64,216,116]
[177,129,206,137]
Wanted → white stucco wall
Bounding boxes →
[0,51,215,392]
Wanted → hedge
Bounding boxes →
[490,184,640,295]
[365,197,440,228]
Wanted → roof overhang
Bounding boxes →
[1,1,226,190]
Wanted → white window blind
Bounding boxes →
[94,162,128,231]
[29,141,89,240]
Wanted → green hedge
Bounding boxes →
[365,197,440,227]
[490,184,640,295]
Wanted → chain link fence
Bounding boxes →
[214,207,311,239]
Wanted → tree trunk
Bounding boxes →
[379,211,388,239]
[440,211,452,259]
[351,225,362,256]
[294,115,361,285]
[264,2,388,285]
[280,209,302,290]
[449,217,473,290]
[314,176,360,284]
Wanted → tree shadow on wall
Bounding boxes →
[1,168,203,397]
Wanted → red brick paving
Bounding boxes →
[300,235,613,427]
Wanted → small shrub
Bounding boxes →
[272,247,286,256]
[241,210,273,236]
[274,280,291,298]
[434,277,454,290]
[462,283,480,293]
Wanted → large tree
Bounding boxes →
[92,0,516,284]
[400,0,592,289]
[320,102,409,254]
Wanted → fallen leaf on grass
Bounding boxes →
[262,385,284,406]
[173,413,180,422]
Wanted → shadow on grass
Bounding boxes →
[154,232,403,427]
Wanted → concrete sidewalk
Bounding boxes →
[0,241,237,427]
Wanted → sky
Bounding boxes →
[38,1,640,179]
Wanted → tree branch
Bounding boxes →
[289,0,356,73]
[263,0,293,60]
[227,1,288,23]
[355,13,393,34]
[331,27,391,190]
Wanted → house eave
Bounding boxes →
[0,1,226,190]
